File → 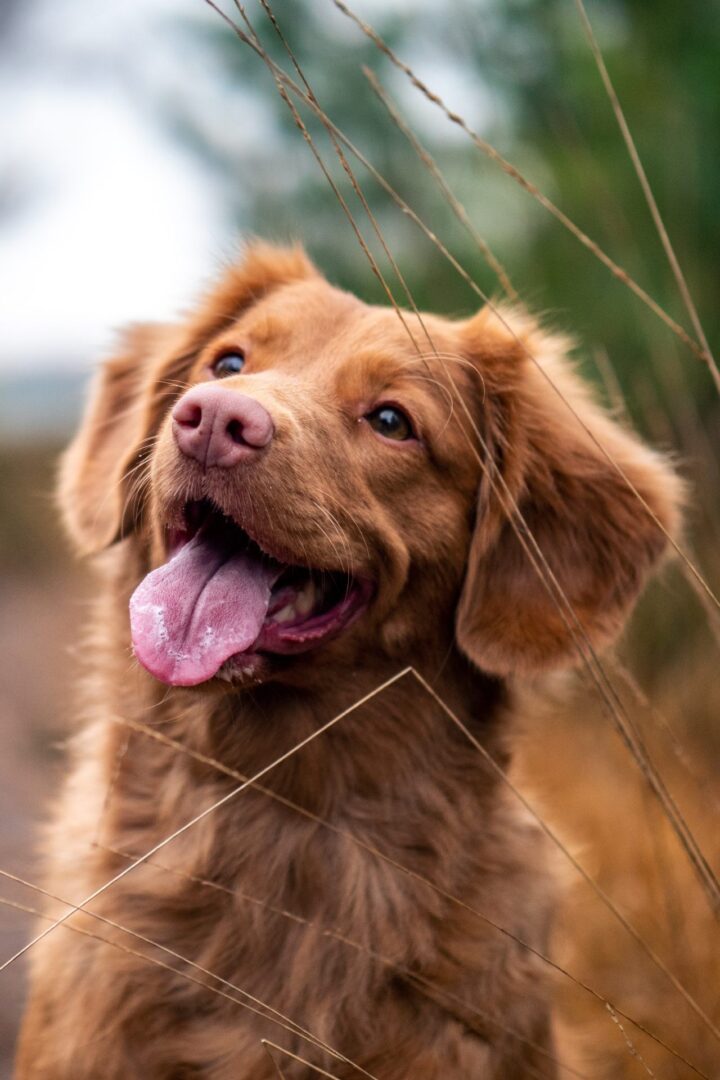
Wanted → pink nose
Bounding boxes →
[172,384,274,468]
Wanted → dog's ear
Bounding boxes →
[58,323,176,555]
[455,307,683,676]
[59,242,318,555]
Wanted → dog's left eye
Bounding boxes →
[211,351,245,378]
[365,405,415,441]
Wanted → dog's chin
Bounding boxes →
[214,650,272,689]
[130,497,374,689]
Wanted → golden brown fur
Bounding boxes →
[16,243,681,1078]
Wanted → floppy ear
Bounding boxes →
[455,308,684,676]
[59,241,318,555]
[58,323,176,555]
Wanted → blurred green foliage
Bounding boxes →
[180,0,720,439]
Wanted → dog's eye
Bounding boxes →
[211,351,245,378]
[365,405,414,441]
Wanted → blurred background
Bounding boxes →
[1,0,719,1075]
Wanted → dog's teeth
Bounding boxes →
[295,580,315,615]
[273,604,296,624]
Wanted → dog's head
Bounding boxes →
[60,243,682,689]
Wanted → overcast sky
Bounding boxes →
[0,0,247,376]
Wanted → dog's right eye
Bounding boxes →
[365,405,415,442]
[211,351,245,378]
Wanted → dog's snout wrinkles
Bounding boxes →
[172,384,274,468]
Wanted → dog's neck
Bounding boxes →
[104,649,503,825]
[206,650,508,808]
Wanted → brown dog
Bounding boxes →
[16,243,680,1078]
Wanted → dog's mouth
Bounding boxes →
[129,499,372,687]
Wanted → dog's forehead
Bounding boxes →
[239,278,361,350]
[238,278,469,390]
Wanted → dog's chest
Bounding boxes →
[66,711,554,1075]
[128,771,479,1019]
[210,789,457,975]
[101,703,524,1041]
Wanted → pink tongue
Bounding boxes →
[130,531,278,686]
